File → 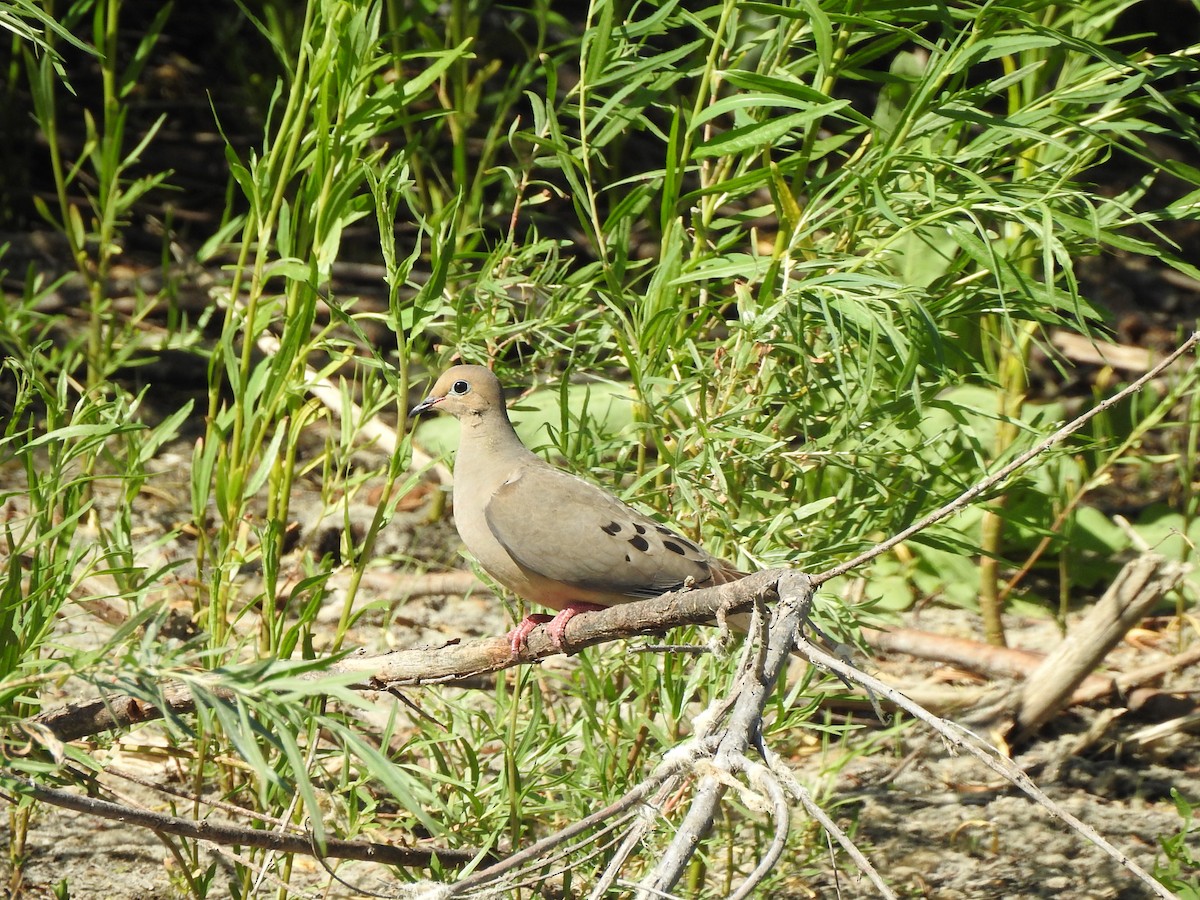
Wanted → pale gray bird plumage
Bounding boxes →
[410,365,747,648]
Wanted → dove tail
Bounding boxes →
[708,559,750,585]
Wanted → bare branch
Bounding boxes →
[1,774,480,869]
[1012,552,1188,739]
[34,570,789,743]
[637,573,811,898]
[791,632,1177,900]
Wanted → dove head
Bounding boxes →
[410,365,505,421]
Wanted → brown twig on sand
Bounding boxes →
[0,774,481,869]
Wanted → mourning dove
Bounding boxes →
[410,365,748,652]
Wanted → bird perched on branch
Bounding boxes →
[410,365,748,653]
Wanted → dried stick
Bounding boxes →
[637,574,808,898]
[34,570,789,742]
[863,626,1107,685]
[0,774,478,869]
[1013,552,1188,738]
[1070,640,1200,706]
[792,634,1176,900]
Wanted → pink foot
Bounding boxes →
[505,603,606,655]
[507,614,555,655]
[544,603,605,652]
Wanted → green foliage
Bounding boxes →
[2,0,1199,895]
[194,0,469,653]
[21,0,173,388]
[1156,790,1200,898]
[0,292,192,729]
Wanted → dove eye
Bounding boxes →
[451,380,470,395]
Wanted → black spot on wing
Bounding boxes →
[634,523,646,534]
[662,540,687,556]
[601,521,621,535]
[654,523,700,552]
[629,535,650,552]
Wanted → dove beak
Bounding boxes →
[409,394,443,417]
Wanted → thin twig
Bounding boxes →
[813,330,1200,587]
[792,636,1176,899]
[725,761,790,900]
[0,776,479,868]
[762,744,896,898]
